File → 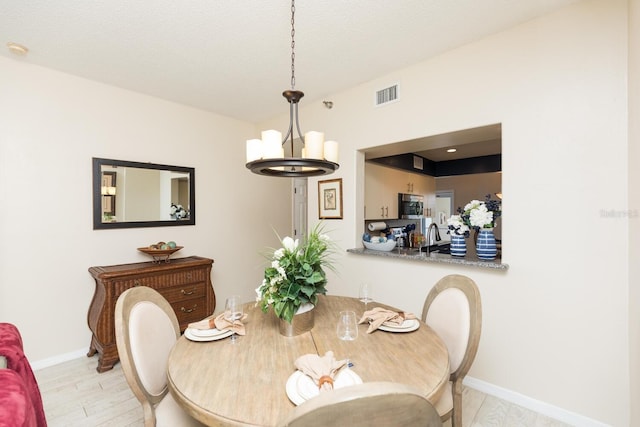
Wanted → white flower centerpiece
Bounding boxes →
[256,224,337,329]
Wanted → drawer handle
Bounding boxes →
[181,304,198,313]
[186,273,192,279]
[181,288,195,296]
[134,280,141,287]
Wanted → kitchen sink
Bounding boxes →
[396,243,452,255]
[422,243,451,254]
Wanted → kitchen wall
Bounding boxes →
[0,57,291,364]
[261,0,630,424]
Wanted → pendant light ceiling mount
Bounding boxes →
[245,0,339,178]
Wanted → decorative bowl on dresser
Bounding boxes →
[87,256,215,373]
[137,246,184,263]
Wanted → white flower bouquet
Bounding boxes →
[458,195,502,230]
[446,215,470,237]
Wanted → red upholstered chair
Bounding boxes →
[0,323,47,427]
[0,369,37,427]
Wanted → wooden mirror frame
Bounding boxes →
[92,157,196,230]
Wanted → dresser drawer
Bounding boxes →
[171,298,208,326]
[118,269,205,290]
[161,282,207,303]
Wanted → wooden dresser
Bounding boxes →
[87,256,215,373]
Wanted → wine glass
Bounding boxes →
[336,310,358,367]
[224,295,243,343]
[359,283,373,309]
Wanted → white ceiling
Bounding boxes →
[1,0,581,124]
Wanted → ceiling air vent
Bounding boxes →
[375,83,399,106]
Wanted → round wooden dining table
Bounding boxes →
[167,295,450,426]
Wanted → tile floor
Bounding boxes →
[34,355,572,427]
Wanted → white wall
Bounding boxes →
[628,0,639,425]
[261,0,629,424]
[0,57,291,363]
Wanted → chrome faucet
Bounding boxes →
[426,223,441,251]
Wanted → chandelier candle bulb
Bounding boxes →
[262,130,283,159]
[101,186,116,196]
[263,144,280,159]
[304,131,324,159]
[324,140,339,163]
[262,130,282,144]
[246,139,263,162]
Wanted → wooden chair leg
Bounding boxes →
[451,380,463,427]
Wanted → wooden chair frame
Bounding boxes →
[115,286,181,427]
[278,381,442,427]
[421,274,482,427]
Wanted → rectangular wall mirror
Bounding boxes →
[92,157,196,229]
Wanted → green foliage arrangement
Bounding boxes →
[256,224,337,323]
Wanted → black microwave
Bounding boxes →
[398,193,424,218]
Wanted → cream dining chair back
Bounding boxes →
[278,381,443,427]
[115,286,204,427]
[421,274,482,427]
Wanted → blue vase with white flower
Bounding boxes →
[446,215,469,257]
[458,195,501,261]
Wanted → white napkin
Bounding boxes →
[188,313,247,335]
[294,351,347,392]
[358,307,417,333]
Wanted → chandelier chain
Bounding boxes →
[290,0,296,89]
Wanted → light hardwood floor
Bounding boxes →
[34,355,571,427]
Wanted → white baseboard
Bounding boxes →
[463,376,610,427]
[31,348,89,371]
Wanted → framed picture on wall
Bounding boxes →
[318,178,343,219]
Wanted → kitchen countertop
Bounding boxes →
[346,247,509,270]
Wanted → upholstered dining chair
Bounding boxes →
[278,381,443,427]
[421,274,482,427]
[115,286,205,427]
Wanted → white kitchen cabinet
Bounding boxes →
[365,162,397,219]
[365,163,435,220]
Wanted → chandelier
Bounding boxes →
[245,0,339,177]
